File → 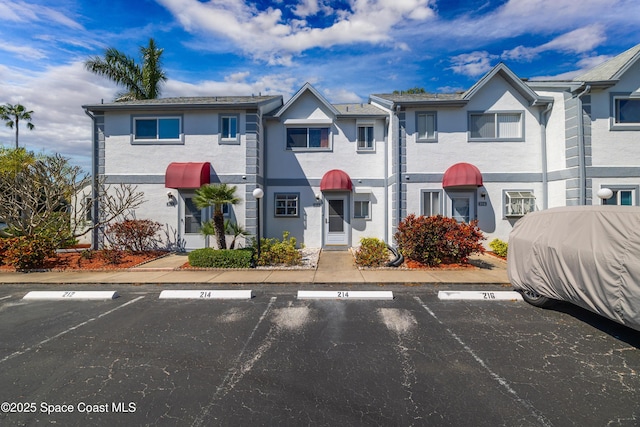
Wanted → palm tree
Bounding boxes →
[194,183,241,250]
[84,38,167,101]
[1,104,35,148]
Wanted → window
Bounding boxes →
[286,128,330,150]
[275,193,299,217]
[357,126,374,150]
[602,188,636,206]
[221,115,239,143]
[354,200,370,219]
[185,197,205,233]
[469,112,522,141]
[504,191,535,217]
[134,117,181,141]
[83,197,92,222]
[612,94,640,130]
[416,112,436,141]
[422,191,441,216]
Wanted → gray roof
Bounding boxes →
[574,43,640,82]
[371,92,463,103]
[84,95,282,110]
[334,103,388,116]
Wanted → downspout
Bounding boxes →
[384,115,389,243]
[83,108,99,250]
[575,85,591,205]
[395,104,403,237]
[539,101,553,210]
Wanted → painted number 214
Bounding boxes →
[337,292,349,298]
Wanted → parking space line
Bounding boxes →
[193,296,277,427]
[0,295,12,301]
[0,296,145,365]
[414,296,552,427]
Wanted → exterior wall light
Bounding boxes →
[597,188,613,200]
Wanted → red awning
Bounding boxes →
[442,162,483,188]
[165,162,211,189]
[320,169,353,191]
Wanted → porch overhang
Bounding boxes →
[165,162,211,189]
[442,162,483,189]
[320,169,353,191]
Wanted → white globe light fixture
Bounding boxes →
[252,188,264,199]
[597,188,613,200]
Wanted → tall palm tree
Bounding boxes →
[194,183,241,250]
[1,104,35,149]
[84,38,167,101]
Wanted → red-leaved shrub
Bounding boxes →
[105,219,162,252]
[1,235,56,270]
[395,214,485,266]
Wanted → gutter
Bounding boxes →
[83,108,99,250]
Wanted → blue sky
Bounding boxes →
[0,0,639,172]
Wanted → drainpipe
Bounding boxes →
[384,115,389,243]
[539,101,553,210]
[83,108,99,250]
[575,85,591,205]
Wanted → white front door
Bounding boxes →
[324,195,349,247]
[450,192,476,223]
[180,194,210,250]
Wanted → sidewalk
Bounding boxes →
[0,251,510,286]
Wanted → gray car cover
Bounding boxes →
[508,205,640,331]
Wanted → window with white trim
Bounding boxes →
[416,112,436,141]
[354,200,370,219]
[602,188,636,206]
[422,191,441,216]
[220,115,239,143]
[357,126,374,151]
[469,112,523,141]
[614,97,640,124]
[286,128,330,150]
[504,191,535,217]
[275,193,299,217]
[133,117,181,141]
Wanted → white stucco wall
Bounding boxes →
[103,110,248,176]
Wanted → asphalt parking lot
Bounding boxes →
[0,284,638,426]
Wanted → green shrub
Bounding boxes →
[489,238,508,258]
[188,248,254,268]
[355,237,389,267]
[2,235,56,270]
[395,214,485,266]
[256,231,302,266]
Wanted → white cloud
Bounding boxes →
[0,42,47,60]
[449,51,497,77]
[531,55,613,81]
[156,0,436,65]
[0,0,84,30]
[502,24,607,61]
[0,61,117,172]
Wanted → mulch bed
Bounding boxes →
[0,250,168,272]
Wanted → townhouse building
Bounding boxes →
[83,43,640,251]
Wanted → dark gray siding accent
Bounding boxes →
[266,178,385,187]
[245,111,260,236]
[564,94,580,205]
[588,167,640,177]
[392,111,406,237]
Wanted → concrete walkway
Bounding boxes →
[0,251,510,286]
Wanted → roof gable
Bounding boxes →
[463,63,551,106]
[274,83,340,118]
[573,43,640,83]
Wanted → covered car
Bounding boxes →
[507,205,640,331]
